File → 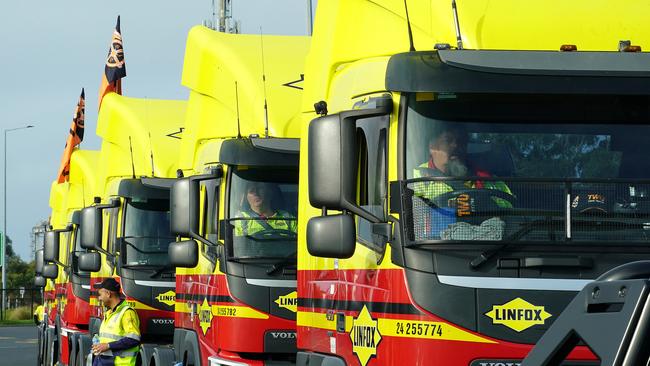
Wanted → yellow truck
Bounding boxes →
[40,149,100,366]
[77,93,186,365]
[298,1,650,365]
[159,26,308,366]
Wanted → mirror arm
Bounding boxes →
[343,203,383,223]
[51,259,70,269]
[91,247,114,258]
[94,198,120,210]
[189,232,217,247]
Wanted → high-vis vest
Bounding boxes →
[235,210,297,235]
[97,300,140,366]
[34,305,44,323]
[413,162,512,208]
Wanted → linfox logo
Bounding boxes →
[270,331,296,339]
[152,319,174,325]
[350,305,382,366]
[155,290,176,306]
[199,298,213,335]
[485,298,551,332]
[275,291,297,313]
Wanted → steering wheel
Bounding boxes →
[430,188,516,213]
[248,229,297,240]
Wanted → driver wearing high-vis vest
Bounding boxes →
[413,125,512,206]
[91,278,141,366]
[235,182,296,235]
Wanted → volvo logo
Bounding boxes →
[270,331,296,339]
[151,318,174,325]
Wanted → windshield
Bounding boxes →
[404,93,650,244]
[122,198,173,266]
[228,167,298,260]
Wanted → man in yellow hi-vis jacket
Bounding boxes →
[91,278,140,366]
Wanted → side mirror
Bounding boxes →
[42,263,59,279]
[80,207,102,250]
[78,252,101,272]
[35,250,44,275]
[168,240,199,268]
[308,98,391,222]
[43,231,60,263]
[308,114,356,210]
[34,276,46,287]
[170,178,199,236]
[307,214,356,258]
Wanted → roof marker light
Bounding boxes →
[560,44,577,52]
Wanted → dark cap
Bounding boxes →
[93,278,121,292]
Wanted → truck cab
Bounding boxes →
[78,94,186,365]
[161,26,308,366]
[298,1,650,365]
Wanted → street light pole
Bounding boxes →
[2,125,34,317]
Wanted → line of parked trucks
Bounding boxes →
[34,1,650,365]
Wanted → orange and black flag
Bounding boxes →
[56,89,85,183]
[98,15,126,110]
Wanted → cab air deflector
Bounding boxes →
[219,138,299,167]
[386,50,650,95]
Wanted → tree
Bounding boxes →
[1,235,35,289]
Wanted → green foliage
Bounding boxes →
[6,306,31,321]
[1,236,36,290]
[475,133,622,178]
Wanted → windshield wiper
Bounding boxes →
[469,218,648,269]
[150,265,174,278]
[266,252,297,275]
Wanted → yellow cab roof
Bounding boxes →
[67,149,100,212]
[179,26,309,171]
[48,180,69,230]
[304,0,650,110]
[95,93,186,196]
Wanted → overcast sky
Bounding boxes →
[0,0,312,261]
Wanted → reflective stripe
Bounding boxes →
[123,333,141,341]
[99,332,122,340]
[437,275,592,291]
[116,351,138,357]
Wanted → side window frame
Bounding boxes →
[200,178,220,265]
[356,115,390,250]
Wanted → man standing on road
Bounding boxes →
[91,278,141,366]
[33,301,44,325]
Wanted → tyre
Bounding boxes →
[152,347,175,366]
[44,328,54,366]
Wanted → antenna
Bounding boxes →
[148,132,155,177]
[259,27,269,138]
[451,0,463,49]
[211,0,217,29]
[306,0,314,36]
[403,0,416,52]
[235,81,242,138]
[128,136,136,178]
[81,176,86,207]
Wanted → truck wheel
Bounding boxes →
[77,335,91,366]
[37,326,44,366]
[44,328,55,366]
[152,347,175,366]
[69,333,78,366]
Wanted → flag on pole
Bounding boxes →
[56,89,85,183]
[98,15,126,110]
